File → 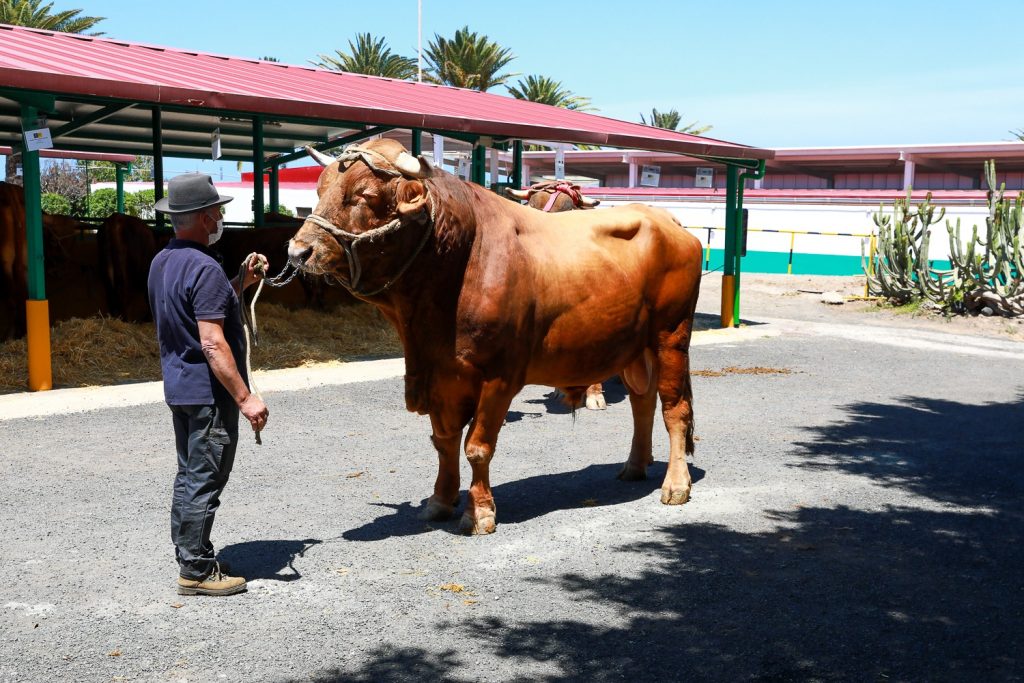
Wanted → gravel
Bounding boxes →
[1,279,1022,682]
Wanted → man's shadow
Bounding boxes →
[218,538,321,581]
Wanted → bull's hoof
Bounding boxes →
[617,463,648,481]
[660,486,691,505]
[458,512,496,535]
[585,393,607,411]
[419,496,456,521]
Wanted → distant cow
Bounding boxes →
[98,212,333,323]
[97,213,171,322]
[0,181,27,339]
[287,139,702,535]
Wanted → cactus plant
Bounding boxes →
[945,160,1024,316]
[862,189,948,304]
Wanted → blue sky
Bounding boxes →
[70,0,1024,177]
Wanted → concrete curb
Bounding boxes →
[0,324,779,422]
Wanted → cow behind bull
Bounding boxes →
[287,139,703,535]
[508,181,608,410]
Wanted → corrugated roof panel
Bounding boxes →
[0,24,773,159]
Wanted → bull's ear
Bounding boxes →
[395,179,429,218]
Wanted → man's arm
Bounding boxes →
[197,318,268,432]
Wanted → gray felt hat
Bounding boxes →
[154,173,233,214]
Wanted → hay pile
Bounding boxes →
[0,303,402,393]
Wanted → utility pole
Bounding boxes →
[417,0,423,83]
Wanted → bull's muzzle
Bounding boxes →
[287,240,314,269]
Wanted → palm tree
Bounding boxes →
[640,107,712,136]
[0,0,104,34]
[423,25,516,91]
[312,33,417,80]
[507,75,595,112]
[2,1,105,183]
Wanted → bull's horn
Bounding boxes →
[505,188,531,200]
[305,146,336,167]
[579,195,600,208]
[394,151,433,179]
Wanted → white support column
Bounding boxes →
[522,163,531,185]
[900,151,915,190]
[433,134,444,168]
[489,148,500,188]
[554,145,566,180]
[628,160,639,188]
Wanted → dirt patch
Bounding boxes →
[692,366,794,377]
[699,273,1024,340]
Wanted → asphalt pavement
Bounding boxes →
[1,318,1022,682]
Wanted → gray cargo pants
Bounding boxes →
[169,400,239,580]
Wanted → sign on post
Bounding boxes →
[640,165,661,187]
[695,167,714,188]
[23,127,53,152]
[211,128,222,160]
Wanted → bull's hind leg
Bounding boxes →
[585,383,607,411]
[618,370,658,481]
[460,379,518,535]
[657,342,696,505]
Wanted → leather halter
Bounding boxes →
[303,150,435,296]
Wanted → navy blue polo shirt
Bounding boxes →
[147,239,248,406]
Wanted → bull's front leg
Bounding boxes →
[460,379,518,535]
[420,412,466,521]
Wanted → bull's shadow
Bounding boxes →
[342,461,705,541]
[218,538,322,581]
[305,392,1024,682]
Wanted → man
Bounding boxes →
[148,173,269,597]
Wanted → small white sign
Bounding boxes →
[695,167,714,188]
[23,127,53,152]
[554,156,566,179]
[640,165,660,187]
[211,128,222,160]
[457,156,470,180]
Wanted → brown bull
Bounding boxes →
[0,181,27,339]
[97,213,171,322]
[287,139,702,535]
[507,181,607,410]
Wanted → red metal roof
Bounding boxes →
[0,24,772,160]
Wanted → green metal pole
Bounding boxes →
[471,143,486,186]
[22,103,52,390]
[268,163,279,214]
[512,140,523,189]
[152,107,164,229]
[732,159,767,327]
[411,129,422,156]
[21,105,44,301]
[115,163,127,214]
[253,116,264,227]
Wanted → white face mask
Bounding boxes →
[208,218,224,245]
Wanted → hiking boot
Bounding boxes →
[176,562,247,596]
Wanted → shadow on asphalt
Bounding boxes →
[342,462,705,542]
[304,391,1024,681]
[219,538,322,582]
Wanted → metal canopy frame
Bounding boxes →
[1,74,769,390]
